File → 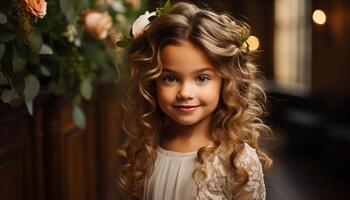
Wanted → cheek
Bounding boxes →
[156,84,174,105]
[201,81,221,103]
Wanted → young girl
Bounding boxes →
[116,1,273,200]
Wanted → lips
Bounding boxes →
[174,105,199,112]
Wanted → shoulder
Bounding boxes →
[208,143,263,177]
[214,142,263,172]
[234,143,266,199]
[198,143,266,199]
[235,143,262,169]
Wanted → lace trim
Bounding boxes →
[196,143,266,200]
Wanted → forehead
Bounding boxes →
[160,41,215,72]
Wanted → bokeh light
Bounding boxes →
[313,9,326,25]
[246,35,260,51]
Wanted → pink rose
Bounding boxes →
[95,0,114,6]
[22,0,47,18]
[83,10,113,40]
[126,0,141,9]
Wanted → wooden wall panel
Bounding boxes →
[95,85,121,200]
[65,130,88,200]
[0,104,34,200]
[0,154,24,200]
[0,85,120,200]
[43,97,97,200]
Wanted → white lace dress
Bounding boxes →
[143,143,266,200]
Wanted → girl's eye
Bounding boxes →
[196,74,209,83]
[162,75,177,83]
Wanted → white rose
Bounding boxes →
[132,11,156,38]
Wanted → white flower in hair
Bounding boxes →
[132,11,156,37]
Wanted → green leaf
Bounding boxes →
[39,44,53,55]
[1,89,16,103]
[12,53,27,73]
[29,31,43,53]
[0,13,7,24]
[60,0,73,13]
[162,0,172,14]
[0,33,16,43]
[0,43,5,60]
[0,72,8,85]
[73,106,86,129]
[80,79,93,100]
[40,65,51,76]
[25,99,34,115]
[116,40,129,48]
[60,0,75,23]
[81,0,89,8]
[65,7,75,23]
[24,74,40,101]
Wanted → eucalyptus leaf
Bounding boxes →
[0,13,7,24]
[39,44,53,55]
[1,89,16,103]
[80,79,93,100]
[60,0,75,23]
[12,53,27,73]
[29,31,43,53]
[25,99,34,115]
[24,74,40,101]
[73,106,86,129]
[0,43,5,60]
[40,65,51,76]
[59,0,73,13]
[65,6,75,23]
[0,33,16,43]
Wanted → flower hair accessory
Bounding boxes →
[131,11,156,38]
[116,0,171,48]
[238,25,251,49]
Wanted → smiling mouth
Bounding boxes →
[174,105,199,112]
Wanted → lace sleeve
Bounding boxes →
[233,144,266,200]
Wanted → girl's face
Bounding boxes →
[156,40,222,126]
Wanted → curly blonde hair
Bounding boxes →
[116,2,273,198]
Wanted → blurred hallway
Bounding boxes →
[265,89,350,200]
[267,132,350,200]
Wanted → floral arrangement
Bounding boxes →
[0,0,146,128]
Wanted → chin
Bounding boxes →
[171,117,200,126]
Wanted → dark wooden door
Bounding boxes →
[0,84,122,200]
[0,97,98,200]
[0,102,40,200]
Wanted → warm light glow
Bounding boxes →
[246,35,259,51]
[313,9,326,25]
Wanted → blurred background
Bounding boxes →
[195,0,350,199]
[1,0,349,199]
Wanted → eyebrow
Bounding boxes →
[162,67,214,74]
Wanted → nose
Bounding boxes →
[177,81,194,99]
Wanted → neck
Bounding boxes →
[160,115,212,152]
